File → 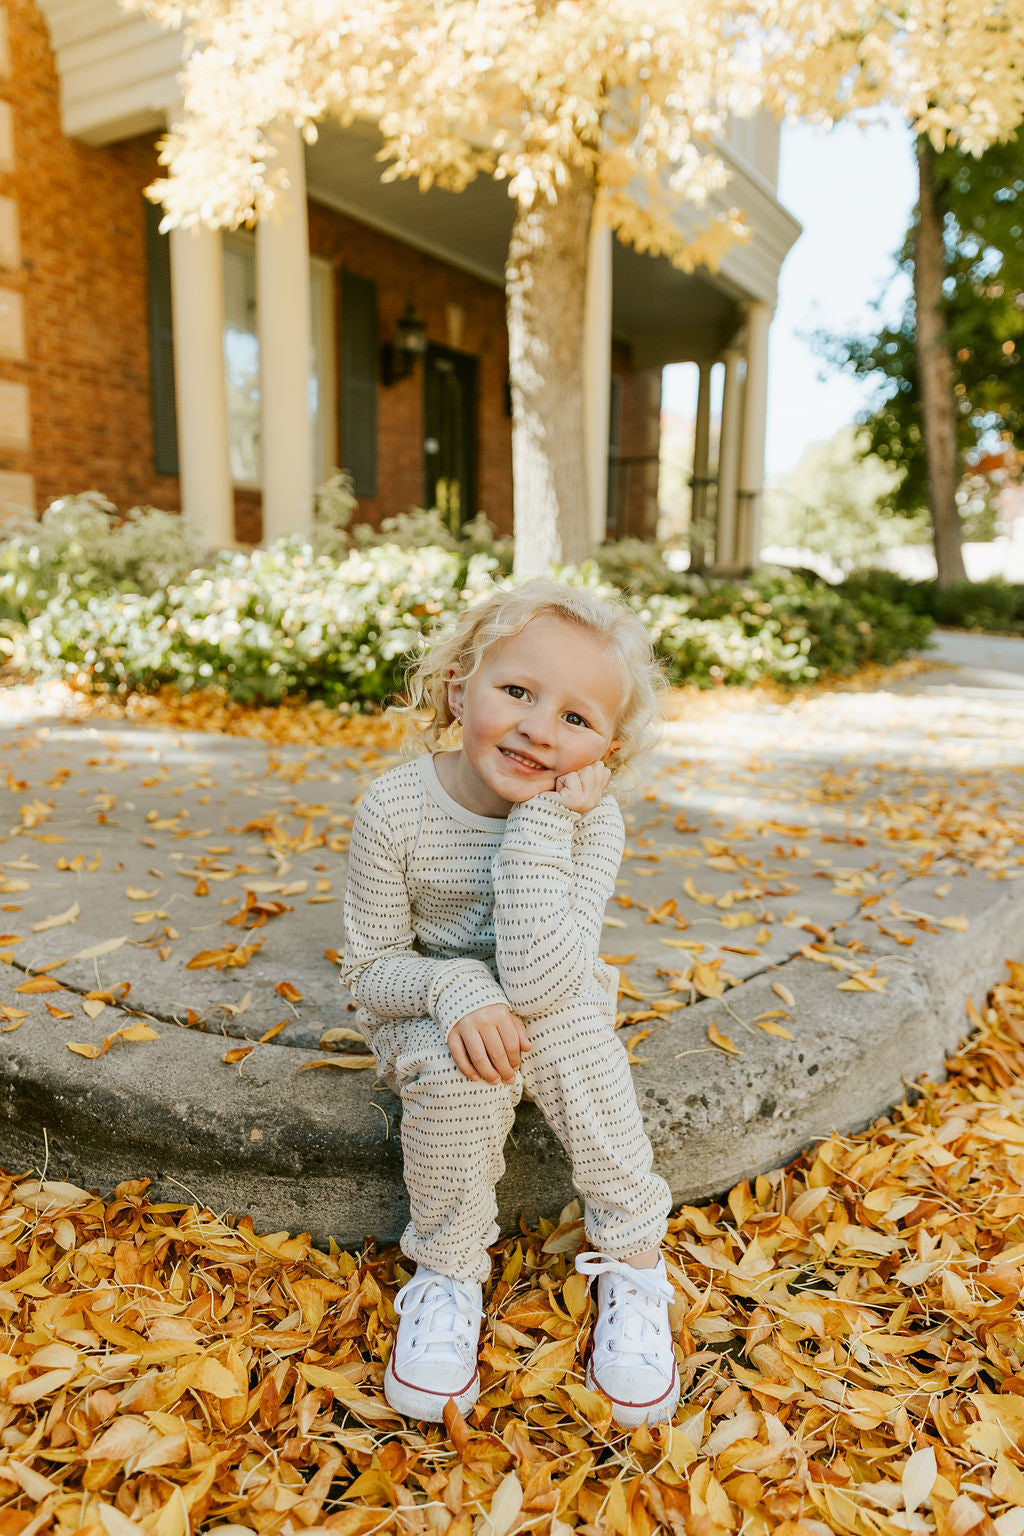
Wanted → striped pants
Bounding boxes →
[367,1000,672,1283]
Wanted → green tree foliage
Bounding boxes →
[819,135,1024,520]
[764,426,929,563]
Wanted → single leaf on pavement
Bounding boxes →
[755,1018,795,1039]
[70,936,128,962]
[296,1056,376,1072]
[838,969,888,993]
[708,1020,740,1056]
[32,902,81,933]
[15,976,65,994]
[320,1028,368,1046]
[68,1023,159,1059]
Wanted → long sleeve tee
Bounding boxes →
[340,754,625,1039]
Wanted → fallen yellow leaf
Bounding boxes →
[708,1020,740,1055]
[295,1056,376,1072]
[67,1022,159,1059]
[31,902,81,933]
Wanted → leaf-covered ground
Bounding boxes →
[2,967,1024,1536]
[4,665,937,747]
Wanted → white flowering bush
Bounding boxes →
[351,507,513,563]
[0,494,207,623]
[17,541,504,704]
[2,494,931,701]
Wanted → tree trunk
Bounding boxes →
[913,137,967,588]
[505,165,595,577]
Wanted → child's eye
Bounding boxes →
[565,711,590,728]
[504,685,527,699]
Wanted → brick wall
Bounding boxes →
[0,0,516,534]
[0,0,177,516]
[1,0,658,545]
[307,200,513,535]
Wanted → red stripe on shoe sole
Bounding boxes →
[588,1361,679,1409]
[389,1363,479,1399]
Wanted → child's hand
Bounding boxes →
[552,760,611,814]
[448,1004,531,1084]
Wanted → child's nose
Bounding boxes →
[519,708,556,745]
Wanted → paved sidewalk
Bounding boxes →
[1,635,1023,1245]
[905,626,1024,690]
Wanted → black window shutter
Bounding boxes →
[341,270,378,498]
[144,200,179,478]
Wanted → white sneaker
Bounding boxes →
[384,1266,484,1422]
[575,1252,680,1429]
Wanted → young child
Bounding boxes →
[340,578,678,1430]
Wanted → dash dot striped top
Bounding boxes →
[340,754,624,1039]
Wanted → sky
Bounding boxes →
[662,115,919,479]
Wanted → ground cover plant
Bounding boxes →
[0,498,933,704]
[1,967,1023,1535]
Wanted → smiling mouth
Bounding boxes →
[499,747,550,771]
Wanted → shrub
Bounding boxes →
[2,495,934,704]
[841,569,1024,635]
[17,543,503,706]
[0,494,206,625]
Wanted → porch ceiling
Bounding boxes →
[305,118,741,368]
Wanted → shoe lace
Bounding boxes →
[575,1252,674,1365]
[394,1272,484,1364]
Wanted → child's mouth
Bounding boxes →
[499,748,549,772]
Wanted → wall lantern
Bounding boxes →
[381,302,428,386]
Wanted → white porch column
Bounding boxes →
[582,216,613,546]
[737,300,772,569]
[690,359,713,568]
[257,121,314,539]
[715,348,743,572]
[169,225,234,548]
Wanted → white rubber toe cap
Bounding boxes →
[385,1355,480,1424]
[587,1359,680,1430]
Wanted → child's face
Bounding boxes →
[445,616,625,817]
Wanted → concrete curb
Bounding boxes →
[2,865,1019,1247]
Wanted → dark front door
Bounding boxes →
[423,344,477,532]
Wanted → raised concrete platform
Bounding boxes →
[2,638,1023,1247]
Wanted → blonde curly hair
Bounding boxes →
[394,578,665,789]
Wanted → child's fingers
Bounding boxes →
[481,1029,517,1082]
[447,1032,480,1081]
[462,1027,507,1083]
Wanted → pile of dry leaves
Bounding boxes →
[2,966,1024,1536]
[15,659,938,750]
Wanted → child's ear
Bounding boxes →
[446,669,467,722]
[604,739,621,761]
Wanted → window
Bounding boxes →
[144,204,335,491]
[222,233,336,488]
[222,237,261,486]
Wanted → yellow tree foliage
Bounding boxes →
[129,0,1024,572]
[132,0,1024,247]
